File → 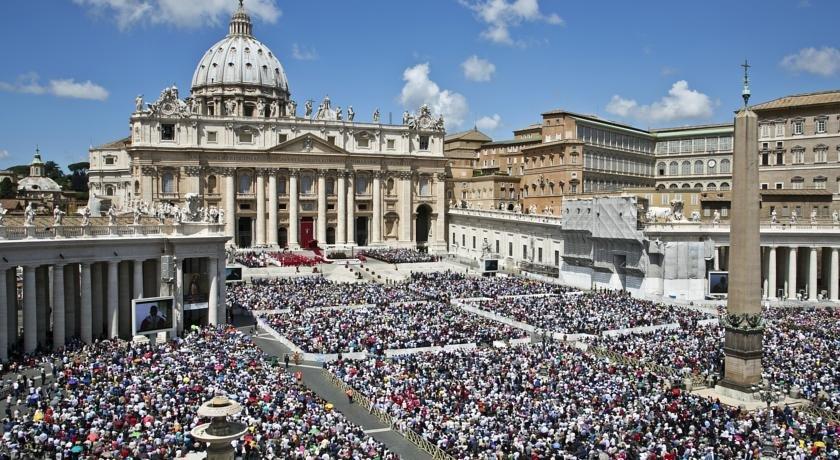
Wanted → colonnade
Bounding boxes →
[0,256,222,361]
[713,245,840,301]
[219,167,446,249]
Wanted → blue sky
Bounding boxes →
[0,0,838,169]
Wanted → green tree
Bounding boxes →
[67,162,89,192]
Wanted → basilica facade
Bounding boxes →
[90,2,448,252]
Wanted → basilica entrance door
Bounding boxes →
[238,217,252,248]
[355,217,368,246]
[300,217,315,249]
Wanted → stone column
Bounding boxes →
[256,172,266,246]
[52,264,65,350]
[809,247,819,301]
[721,105,762,391]
[107,261,119,338]
[317,172,327,245]
[80,263,92,344]
[0,268,7,361]
[133,260,144,299]
[434,174,446,247]
[288,170,299,249]
[336,173,347,244]
[788,247,798,300]
[399,172,412,242]
[346,172,355,245]
[119,261,131,338]
[23,266,36,354]
[830,247,839,301]
[91,264,103,339]
[35,266,48,348]
[6,270,16,351]
[268,172,278,246]
[175,259,184,335]
[208,258,219,325]
[767,246,777,300]
[224,171,236,243]
[713,247,720,271]
[63,265,76,340]
[372,172,382,244]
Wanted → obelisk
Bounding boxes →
[720,61,763,392]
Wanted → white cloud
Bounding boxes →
[73,0,281,30]
[291,43,318,61]
[606,80,714,123]
[781,47,840,77]
[476,114,502,131]
[0,73,109,101]
[0,150,8,160]
[459,0,563,45]
[660,66,677,76]
[399,63,469,127]
[462,55,496,82]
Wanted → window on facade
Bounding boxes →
[508,242,513,257]
[775,123,785,137]
[419,136,430,150]
[238,174,251,194]
[815,147,828,163]
[386,139,395,150]
[791,177,804,189]
[239,131,253,143]
[207,131,217,143]
[693,138,705,152]
[776,183,784,190]
[105,186,114,196]
[355,176,368,194]
[278,134,288,143]
[719,182,730,191]
[243,104,254,117]
[720,159,731,174]
[472,236,476,249]
[326,178,335,195]
[522,245,527,259]
[104,156,115,165]
[760,125,770,138]
[207,104,215,116]
[681,161,691,176]
[793,121,804,135]
[419,177,431,196]
[207,175,217,193]
[706,137,718,152]
[669,162,678,175]
[693,160,704,174]
[721,207,729,217]
[357,135,370,148]
[792,148,805,164]
[161,124,175,141]
[301,175,314,194]
[707,183,717,191]
[162,172,176,193]
[814,177,827,189]
[817,119,827,133]
[680,140,692,153]
[719,137,732,151]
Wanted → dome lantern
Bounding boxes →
[228,0,253,37]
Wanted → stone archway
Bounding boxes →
[415,204,432,244]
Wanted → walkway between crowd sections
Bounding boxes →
[250,333,433,460]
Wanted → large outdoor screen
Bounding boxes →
[708,271,729,296]
[132,296,175,336]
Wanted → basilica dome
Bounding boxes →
[191,2,289,95]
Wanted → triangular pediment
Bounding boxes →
[269,133,349,155]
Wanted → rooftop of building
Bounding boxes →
[749,89,840,111]
[93,137,131,151]
[650,123,733,138]
[540,109,652,135]
[444,129,492,143]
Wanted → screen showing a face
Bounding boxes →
[135,299,174,334]
[484,259,499,271]
[709,272,729,295]
[225,267,242,282]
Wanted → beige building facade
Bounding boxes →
[91,4,448,252]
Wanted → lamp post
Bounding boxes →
[752,378,782,459]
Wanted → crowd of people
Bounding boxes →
[329,342,839,459]
[407,271,563,300]
[262,301,527,354]
[358,249,439,264]
[234,251,325,268]
[225,276,424,311]
[0,326,395,459]
[476,290,712,334]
